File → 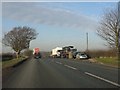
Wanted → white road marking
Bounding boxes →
[85,72,120,87]
[55,61,62,65]
[64,64,77,70]
[55,60,119,87]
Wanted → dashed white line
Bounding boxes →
[85,72,120,87]
[55,61,119,87]
[55,61,62,65]
[64,64,77,70]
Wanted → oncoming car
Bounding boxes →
[34,52,41,59]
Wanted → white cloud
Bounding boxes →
[3,2,98,31]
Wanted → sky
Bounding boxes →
[1,0,119,52]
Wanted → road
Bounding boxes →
[0,61,2,89]
[2,58,119,88]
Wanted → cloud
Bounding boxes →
[3,2,98,30]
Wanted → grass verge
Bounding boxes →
[0,61,2,68]
[2,57,28,69]
[95,57,119,68]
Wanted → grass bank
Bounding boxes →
[95,57,119,68]
[0,61,2,68]
[2,56,28,69]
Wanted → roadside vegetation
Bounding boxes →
[95,57,119,67]
[2,49,33,69]
[87,49,119,67]
[2,26,38,69]
[87,49,117,58]
[2,26,38,59]
[2,56,27,69]
[96,4,120,61]
[0,61,2,68]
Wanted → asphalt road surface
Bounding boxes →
[2,58,120,88]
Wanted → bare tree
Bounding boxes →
[2,26,38,58]
[97,4,120,60]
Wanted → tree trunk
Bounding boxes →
[16,52,19,59]
[16,50,20,59]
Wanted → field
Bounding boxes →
[95,57,119,68]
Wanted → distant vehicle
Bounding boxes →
[33,48,41,59]
[51,47,63,58]
[76,53,88,60]
[72,52,81,59]
[62,46,77,58]
[51,46,77,58]
[34,52,41,59]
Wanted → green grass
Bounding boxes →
[2,57,27,69]
[95,57,119,67]
[0,61,2,67]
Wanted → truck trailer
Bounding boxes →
[51,46,77,58]
[51,47,63,58]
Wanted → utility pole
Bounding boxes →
[86,32,88,52]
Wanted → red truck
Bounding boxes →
[33,48,41,59]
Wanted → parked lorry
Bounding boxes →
[51,46,77,58]
[33,48,41,59]
[61,46,77,58]
[51,47,63,58]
